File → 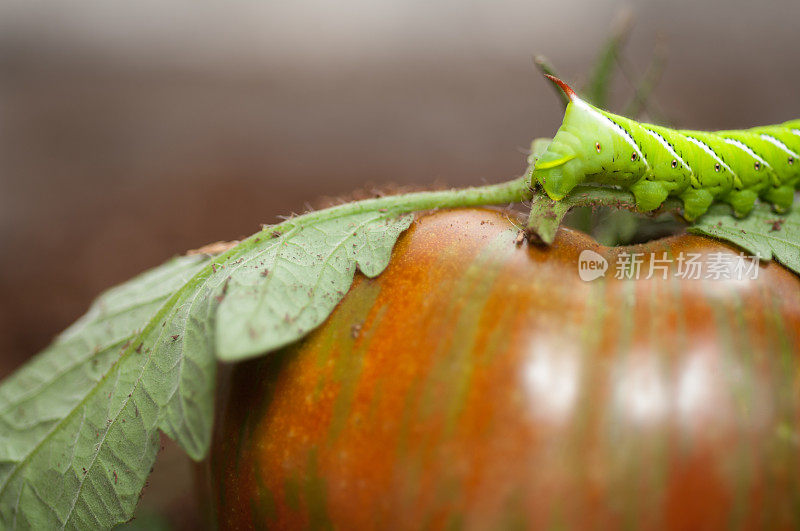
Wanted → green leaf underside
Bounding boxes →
[0,255,210,529]
[216,213,414,360]
[689,202,800,275]
[0,210,412,529]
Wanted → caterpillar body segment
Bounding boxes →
[724,128,800,211]
[531,76,800,220]
[749,124,800,209]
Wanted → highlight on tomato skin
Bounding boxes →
[208,208,800,530]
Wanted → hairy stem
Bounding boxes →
[623,39,668,120]
[264,175,534,234]
[227,175,685,259]
[584,8,633,108]
[192,175,535,271]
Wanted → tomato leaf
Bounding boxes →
[215,212,413,361]
[0,210,412,528]
[689,202,800,275]
[0,255,210,529]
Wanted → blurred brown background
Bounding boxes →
[1,0,799,527]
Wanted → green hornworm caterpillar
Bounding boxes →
[531,75,800,220]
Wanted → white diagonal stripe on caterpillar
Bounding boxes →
[642,126,689,170]
[759,134,800,158]
[681,134,736,175]
[722,138,773,170]
[572,98,649,169]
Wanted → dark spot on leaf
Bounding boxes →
[171,335,179,341]
[215,277,232,302]
[767,218,786,232]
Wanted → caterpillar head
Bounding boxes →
[533,75,653,200]
[532,153,582,200]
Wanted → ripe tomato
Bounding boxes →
[210,208,800,529]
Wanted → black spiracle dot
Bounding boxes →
[714,163,721,172]
[790,157,795,165]
[595,142,601,153]
[671,159,678,168]
[631,152,638,162]
[754,161,761,171]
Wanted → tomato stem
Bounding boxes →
[525,185,684,244]
[283,175,535,225]
[243,176,684,248]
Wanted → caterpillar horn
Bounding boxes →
[543,74,577,102]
